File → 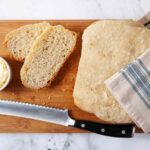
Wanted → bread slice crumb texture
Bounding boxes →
[4,22,50,61]
[21,25,77,89]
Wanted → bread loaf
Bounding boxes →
[73,20,150,123]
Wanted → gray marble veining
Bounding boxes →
[0,133,150,150]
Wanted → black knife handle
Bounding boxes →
[70,120,135,138]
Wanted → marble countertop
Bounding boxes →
[0,0,150,150]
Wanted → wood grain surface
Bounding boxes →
[0,20,141,133]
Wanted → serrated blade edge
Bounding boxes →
[0,99,70,126]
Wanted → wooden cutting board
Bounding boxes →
[0,20,141,133]
[0,20,108,133]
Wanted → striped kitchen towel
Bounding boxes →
[105,48,150,133]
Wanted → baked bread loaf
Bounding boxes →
[73,20,150,123]
[21,25,77,89]
[4,22,50,61]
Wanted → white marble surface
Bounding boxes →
[0,0,150,20]
[0,0,150,150]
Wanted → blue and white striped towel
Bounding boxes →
[105,48,150,133]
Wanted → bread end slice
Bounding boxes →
[20,25,77,89]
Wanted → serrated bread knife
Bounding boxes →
[0,100,135,138]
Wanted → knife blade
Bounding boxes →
[0,100,135,138]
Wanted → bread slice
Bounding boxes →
[20,25,77,89]
[4,22,50,61]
